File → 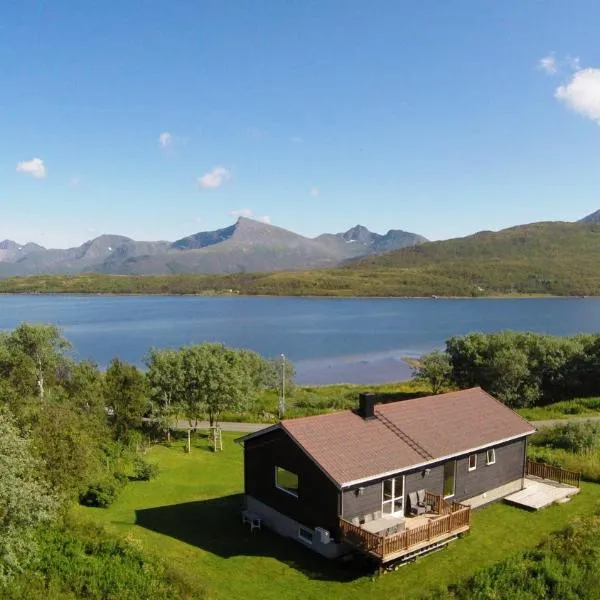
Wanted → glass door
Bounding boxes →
[443,460,456,498]
[382,475,405,515]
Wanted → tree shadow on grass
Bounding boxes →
[135,494,372,582]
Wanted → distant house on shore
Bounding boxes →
[237,388,546,565]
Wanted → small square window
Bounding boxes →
[468,454,477,471]
[298,526,313,544]
[486,449,496,465]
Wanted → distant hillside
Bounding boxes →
[579,209,600,223]
[4,221,600,297]
[0,218,425,277]
[341,220,600,295]
[316,224,427,257]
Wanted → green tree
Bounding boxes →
[181,343,260,428]
[145,348,186,441]
[3,323,71,402]
[104,359,149,442]
[263,355,296,396]
[415,350,452,394]
[0,408,57,581]
[34,393,109,498]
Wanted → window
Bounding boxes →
[275,466,299,497]
[382,475,404,515]
[468,454,477,471]
[298,526,313,544]
[443,460,456,498]
[486,448,496,465]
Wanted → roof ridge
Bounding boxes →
[375,409,434,461]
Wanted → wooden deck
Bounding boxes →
[525,459,581,488]
[505,460,581,510]
[505,476,580,510]
[339,492,471,564]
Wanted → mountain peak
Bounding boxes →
[341,225,374,245]
[580,210,600,223]
[0,240,20,250]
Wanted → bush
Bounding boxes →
[113,471,129,486]
[0,520,193,599]
[132,457,159,481]
[79,479,121,508]
[533,422,600,454]
[430,514,600,599]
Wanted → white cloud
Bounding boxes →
[556,68,600,124]
[228,208,253,219]
[159,132,173,148]
[290,136,304,143]
[538,54,557,75]
[258,216,271,224]
[198,166,230,190]
[309,187,320,197]
[16,157,46,179]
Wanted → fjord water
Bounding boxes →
[1,295,600,384]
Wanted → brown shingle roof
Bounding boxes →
[281,387,535,487]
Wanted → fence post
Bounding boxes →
[428,519,432,541]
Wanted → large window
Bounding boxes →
[382,475,404,515]
[443,460,456,498]
[275,466,299,498]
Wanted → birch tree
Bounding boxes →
[0,408,57,581]
[145,348,186,441]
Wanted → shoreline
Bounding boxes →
[0,291,591,300]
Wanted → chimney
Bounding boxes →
[358,392,376,420]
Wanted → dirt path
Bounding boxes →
[170,415,600,433]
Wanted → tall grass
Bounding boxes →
[529,422,600,482]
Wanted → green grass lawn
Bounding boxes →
[519,397,600,421]
[78,433,600,600]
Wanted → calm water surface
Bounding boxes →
[1,295,600,384]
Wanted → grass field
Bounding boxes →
[518,397,600,421]
[78,432,600,600]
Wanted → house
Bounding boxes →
[237,387,539,564]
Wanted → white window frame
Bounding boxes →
[298,526,313,545]
[381,475,405,516]
[468,454,477,472]
[274,466,299,498]
[486,448,496,465]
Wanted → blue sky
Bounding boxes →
[2,1,600,247]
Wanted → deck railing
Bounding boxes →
[339,496,471,561]
[424,491,464,516]
[379,504,470,558]
[338,518,381,553]
[526,459,581,488]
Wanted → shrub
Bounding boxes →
[533,423,600,454]
[132,457,159,481]
[0,520,193,599]
[113,471,129,486]
[79,479,120,508]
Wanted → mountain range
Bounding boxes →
[0,218,426,277]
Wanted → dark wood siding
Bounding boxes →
[453,438,526,501]
[404,464,444,507]
[342,480,382,520]
[340,438,527,518]
[244,428,340,532]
